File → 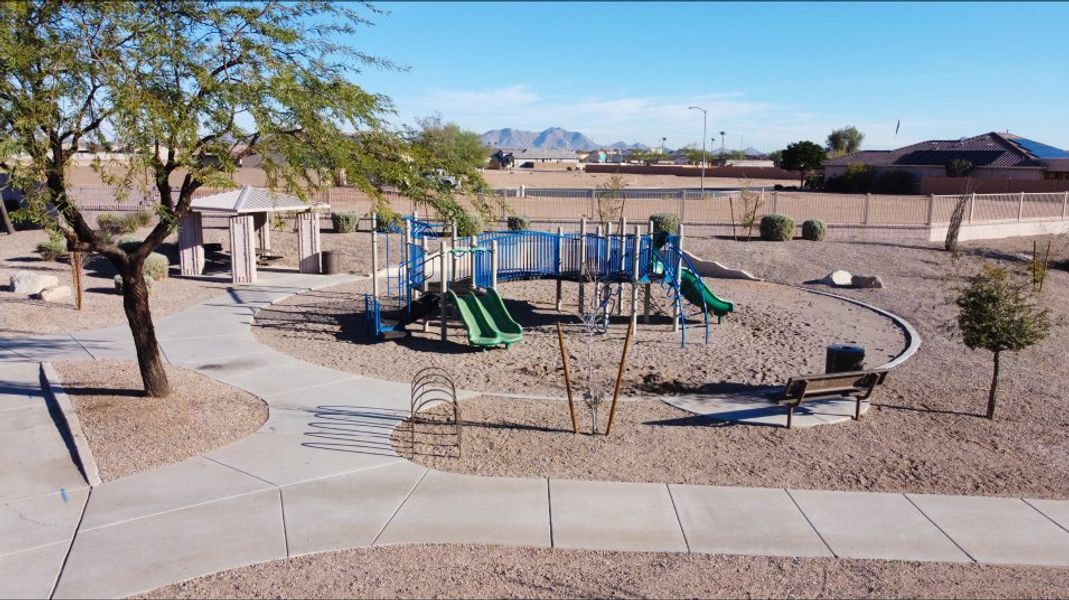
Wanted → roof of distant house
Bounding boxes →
[824,132,1069,169]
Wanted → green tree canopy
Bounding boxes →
[0,1,486,396]
[779,141,827,186]
[826,126,865,157]
[956,264,1051,418]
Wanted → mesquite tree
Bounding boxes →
[955,264,1050,419]
[1,1,482,397]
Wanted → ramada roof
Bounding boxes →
[824,132,1068,169]
[190,185,328,215]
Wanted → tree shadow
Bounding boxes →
[872,401,984,419]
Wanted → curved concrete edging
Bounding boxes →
[796,286,921,371]
[40,361,102,487]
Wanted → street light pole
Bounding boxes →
[688,106,707,196]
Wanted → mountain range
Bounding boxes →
[479,127,648,151]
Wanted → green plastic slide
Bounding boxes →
[480,288,524,346]
[447,289,523,349]
[679,267,734,317]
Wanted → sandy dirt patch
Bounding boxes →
[138,544,1069,599]
[1,229,229,337]
[52,359,267,481]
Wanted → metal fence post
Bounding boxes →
[1018,191,1025,222]
[968,193,976,222]
[679,189,686,224]
[926,194,935,225]
[1063,191,1068,219]
[772,191,779,214]
[863,193,871,225]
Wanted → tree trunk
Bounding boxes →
[987,350,1000,419]
[121,262,170,398]
[945,194,969,252]
[0,198,14,235]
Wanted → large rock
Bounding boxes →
[824,270,853,287]
[33,285,72,303]
[851,274,884,289]
[10,271,59,295]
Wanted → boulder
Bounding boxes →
[33,285,72,303]
[824,270,853,287]
[10,271,59,295]
[851,274,884,289]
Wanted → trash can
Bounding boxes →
[321,250,340,275]
[826,344,865,373]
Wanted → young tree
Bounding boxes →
[0,197,13,234]
[0,1,475,397]
[955,264,1051,419]
[826,126,864,157]
[780,141,827,187]
[407,116,491,174]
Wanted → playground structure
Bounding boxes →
[364,214,736,348]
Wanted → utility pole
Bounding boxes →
[688,106,707,197]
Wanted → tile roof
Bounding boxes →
[824,132,1055,169]
[190,185,327,214]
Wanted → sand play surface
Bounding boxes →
[253,277,907,398]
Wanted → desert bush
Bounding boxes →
[802,219,827,241]
[143,252,170,280]
[507,214,530,231]
[759,214,794,241]
[649,213,681,248]
[117,235,142,253]
[114,274,156,294]
[453,211,483,237]
[331,212,359,233]
[96,212,124,235]
[35,235,67,261]
[874,170,916,194]
[130,210,153,228]
[373,208,402,233]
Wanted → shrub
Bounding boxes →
[759,214,794,241]
[874,170,915,194]
[507,214,530,231]
[114,274,155,294]
[331,212,359,233]
[649,213,680,235]
[373,208,402,233]
[130,210,153,228]
[97,212,123,235]
[35,236,67,261]
[801,219,827,241]
[453,211,483,237]
[143,252,170,280]
[117,235,142,253]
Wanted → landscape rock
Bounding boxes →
[824,270,853,287]
[33,285,72,303]
[851,274,884,289]
[10,271,59,295]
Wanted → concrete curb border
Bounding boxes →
[40,361,102,487]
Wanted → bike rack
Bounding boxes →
[409,366,461,457]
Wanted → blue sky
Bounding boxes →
[345,2,1068,152]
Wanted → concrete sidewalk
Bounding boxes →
[2,271,1068,599]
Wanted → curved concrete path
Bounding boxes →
[2,271,1069,599]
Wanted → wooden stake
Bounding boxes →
[71,251,83,310]
[604,319,635,436]
[557,322,578,434]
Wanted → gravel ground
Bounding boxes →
[255,233,1069,499]
[1,229,229,337]
[138,544,1069,599]
[52,359,267,481]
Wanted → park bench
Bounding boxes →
[779,369,888,429]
